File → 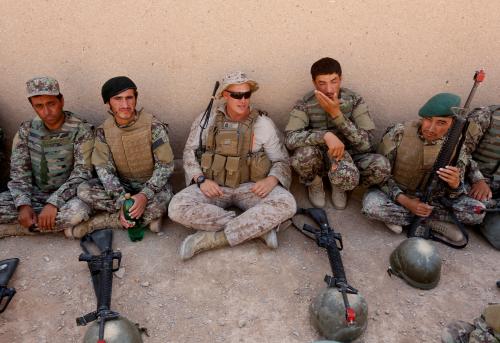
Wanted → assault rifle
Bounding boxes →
[407,70,485,248]
[76,229,122,342]
[0,258,19,313]
[195,81,220,160]
[298,208,358,324]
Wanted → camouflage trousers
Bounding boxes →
[442,318,499,343]
[77,178,172,224]
[290,146,390,190]
[0,189,91,231]
[362,188,485,227]
[168,183,297,246]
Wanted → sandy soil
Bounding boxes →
[0,179,499,343]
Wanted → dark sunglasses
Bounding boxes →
[226,90,252,100]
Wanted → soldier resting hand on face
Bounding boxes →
[284,57,390,210]
[168,71,296,260]
[0,76,94,239]
[77,76,174,238]
[362,93,485,244]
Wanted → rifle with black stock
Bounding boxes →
[76,229,122,342]
[407,70,486,248]
[0,258,19,313]
[298,208,358,324]
[195,81,220,160]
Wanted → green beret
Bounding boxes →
[418,93,461,118]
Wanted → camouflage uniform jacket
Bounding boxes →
[7,111,94,209]
[284,87,376,154]
[93,113,174,209]
[466,106,499,191]
[377,121,472,201]
[183,104,291,189]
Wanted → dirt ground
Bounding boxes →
[0,179,499,343]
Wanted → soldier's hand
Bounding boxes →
[18,205,37,229]
[129,193,148,219]
[251,176,279,198]
[468,179,492,201]
[314,90,341,119]
[38,204,58,231]
[397,194,434,217]
[119,208,135,229]
[200,179,224,198]
[324,132,345,162]
[436,166,461,189]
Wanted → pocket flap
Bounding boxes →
[225,156,240,174]
[212,154,227,173]
[200,152,214,170]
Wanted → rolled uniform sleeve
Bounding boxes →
[46,122,95,208]
[254,116,292,189]
[140,120,174,199]
[7,122,33,208]
[183,112,206,185]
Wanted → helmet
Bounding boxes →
[83,316,143,343]
[310,287,368,341]
[389,237,441,290]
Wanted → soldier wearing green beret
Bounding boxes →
[361,93,485,243]
[0,76,94,238]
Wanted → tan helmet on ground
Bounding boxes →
[389,237,442,290]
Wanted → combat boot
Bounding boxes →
[258,229,278,249]
[385,222,403,234]
[149,218,162,233]
[0,224,35,238]
[308,176,326,208]
[180,230,229,260]
[427,220,465,243]
[70,221,92,239]
[331,184,347,210]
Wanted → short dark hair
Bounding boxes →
[310,57,342,80]
[28,93,63,105]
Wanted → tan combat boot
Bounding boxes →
[427,220,465,242]
[0,224,35,239]
[308,176,326,208]
[331,184,347,210]
[149,218,162,233]
[180,230,229,260]
[385,222,403,234]
[258,229,278,249]
[72,212,123,239]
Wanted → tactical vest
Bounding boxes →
[103,111,154,183]
[473,106,500,181]
[28,112,80,192]
[199,109,272,188]
[304,88,357,131]
[392,120,442,193]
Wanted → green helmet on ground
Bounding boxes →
[310,287,368,342]
[83,317,143,343]
[389,237,442,290]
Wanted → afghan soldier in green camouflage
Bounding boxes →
[465,106,500,249]
[77,76,174,236]
[362,93,485,242]
[442,303,500,343]
[0,76,94,238]
[284,57,390,209]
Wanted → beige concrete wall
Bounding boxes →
[1,0,499,157]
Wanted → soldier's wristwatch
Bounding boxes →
[196,175,206,188]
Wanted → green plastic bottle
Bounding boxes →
[123,193,145,242]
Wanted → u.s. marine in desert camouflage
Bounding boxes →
[0,76,94,239]
[284,57,390,209]
[168,71,296,260]
[77,76,174,236]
